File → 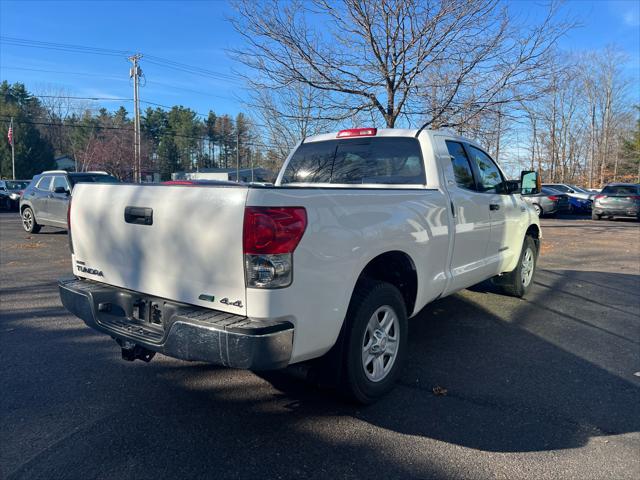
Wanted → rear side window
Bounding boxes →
[445,141,476,190]
[36,176,52,191]
[547,184,570,192]
[601,185,639,195]
[282,137,425,185]
[467,146,504,193]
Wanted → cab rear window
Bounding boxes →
[281,137,425,185]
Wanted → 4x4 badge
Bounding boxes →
[220,298,243,308]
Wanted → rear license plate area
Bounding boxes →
[133,299,163,326]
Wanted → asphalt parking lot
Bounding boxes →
[1,211,639,479]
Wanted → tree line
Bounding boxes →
[0,81,272,181]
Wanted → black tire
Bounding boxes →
[494,235,538,298]
[592,212,601,220]
[341,280,408,404]
[21,207,41,233]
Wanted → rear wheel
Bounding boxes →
[22,207,41,233]
[592,212,602,220]
[341,280,407,404]
[494,235,537,298]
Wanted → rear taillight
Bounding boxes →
[629,196,640,200]
[67,196,74,254]
[336,128,377,138]
[243,207,307,288]
[595,194,606,199]
[547,195,559,201]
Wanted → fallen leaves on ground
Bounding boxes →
[432,385,448,396]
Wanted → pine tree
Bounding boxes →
[0,81,55,178]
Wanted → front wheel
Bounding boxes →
[494,235,538,298]
[22,207,41,233]
[342,280,408,404]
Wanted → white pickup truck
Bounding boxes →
[59,128,541,403]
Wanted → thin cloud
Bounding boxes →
[622,9,639,27]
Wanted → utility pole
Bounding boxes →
[128,54,143,183]
[250,149,254,183]
[9,117,15,180]
[236,131,240,182]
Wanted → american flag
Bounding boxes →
[7,123,12,145]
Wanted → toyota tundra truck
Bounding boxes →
[59,128,541,403]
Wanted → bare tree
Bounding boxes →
[248,82,333,168]
[520,47,636,186]
[231,0,572,129]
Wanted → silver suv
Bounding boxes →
[20,170,118,233]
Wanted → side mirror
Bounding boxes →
[520,170,540,195]
[54,186,70,195]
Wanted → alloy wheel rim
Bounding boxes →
[362,305,400,382]
[521,247,534,287]
[22,210,33,231]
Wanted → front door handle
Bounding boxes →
[489,204,500,211]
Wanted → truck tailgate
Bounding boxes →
[70,183,249,315]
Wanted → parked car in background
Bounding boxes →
[522,187,569,217]
[543,186,592,214]
[592,183,640,221]
[20,170,119,233]
[0,179,30,211]
[542,183,595,201]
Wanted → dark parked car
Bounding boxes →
[19,170,118,233]
[592,183,640,221]
[543,186,592,213]
[0,179,30,210]
[522,187,570,217]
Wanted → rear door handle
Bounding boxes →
[489,204,500,211]
[124,206,153,225]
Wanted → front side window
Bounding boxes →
[282,137,425,185]
[467,146,504,193]
[52,176,69,191]
[445,141,476,190]
[36,176,52,191]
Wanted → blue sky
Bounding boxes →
[0,0,638,119]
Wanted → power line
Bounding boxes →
[0,65,126,80]
[0,116,281,150]
[35,95,132,102]
[0,35,238,83]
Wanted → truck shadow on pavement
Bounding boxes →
[2,269,639,478]
[264,269,640,453]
